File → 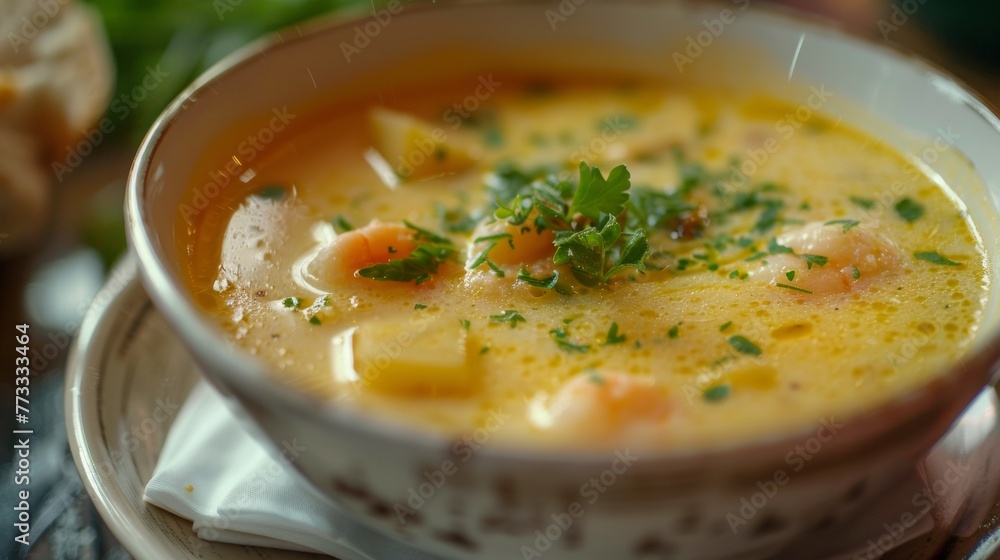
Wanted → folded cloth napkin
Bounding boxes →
[144,381,1000,559]
[143,380,438,560]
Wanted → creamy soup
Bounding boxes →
[179,76,989,450]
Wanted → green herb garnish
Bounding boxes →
[767,237,794,255]
[850,196,877,210]
[605,322,626,345]
[852,265,861,279]
[728,335,762,356]
[914,251,961,266]
[282,297,301,309]
[799,254,828,269]
[894,198,925,222]
[517,269,560,290]
[668,324,680,339]
[776,283,814,294]
[550,328,590,353]
[308,316,321,326]
[825,219,860,233]
[414,304,427,310]
[333,215,354,233]
[785,270,796,281]
[490,310,526,328]
[459,319,471,330]
[357,223,459,284]
[720,321,732,332]
[252,185,286,201]
[704,385,731,402]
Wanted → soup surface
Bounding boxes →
[180,75,989,450]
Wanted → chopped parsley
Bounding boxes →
[776,283,814,294]
[333,215,354,233]
[914,251,961,266]
[604,322,626,345]
[799,254,828,269]
[850,196,877,210]
[785,270,796,281]
[550,328,590,353]
[516,269,560,290]
[459,318,471,330]
[479,345,491,354]
[852,265,861,279]
[767,237,794,255]
[704,385,731,402]
[413,303,427,310]
[357,221,459,284]
[668,324,680,339]
[493,163,649,286]
[308,316,322,326]
[894,198,925,222]
[468,237,507,278]
[252,185,286,201]
[824,219,860,233]
[490,310,526,327]
[728,335,762,356]
[282,297,302,309]
[728,269,749,280]
[719,321,732,332]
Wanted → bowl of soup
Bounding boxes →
[126,1,1000,558]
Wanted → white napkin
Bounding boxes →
[143,381,438,560]
[144,380,1000,559]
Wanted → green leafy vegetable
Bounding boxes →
[914,251,961,266]
[704,385,731,402]
[850,196,877,210]
[356,223,458,284]
[569,163,631,220]
[728,335,762,356]
[852,265,861,279]
[308,316,321,326]
[517,269,560,289]
[719,321,732,332]
[490,310,527,327]
[799,254,828,269]
[414,304,427,310]
[785,270,796,281]
[550,329,590,353]
[776,283,814,294]
[894,198,925,222]
[767,237,794,255]
[333,215,354,233]
[825,219,860,233]
[282,297,301,309]
[668,324,680,339]
[605,322,626,345]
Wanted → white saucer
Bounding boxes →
[65,255,1000,559]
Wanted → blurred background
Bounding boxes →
[1,0,999,558]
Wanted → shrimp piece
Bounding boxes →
[468,216,556,269]
[310,220,418,281]
[753,221,901,295]
[531,372,673,441]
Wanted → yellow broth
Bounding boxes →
[179,77,989,450]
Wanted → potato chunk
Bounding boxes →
[353,315,472,395]
[369,107,479,181]
[468,214,555,268]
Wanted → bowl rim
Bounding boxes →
[127,0,1000,467]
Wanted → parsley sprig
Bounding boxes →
[493,162,649,286]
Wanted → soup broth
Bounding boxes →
[180,76,988,449]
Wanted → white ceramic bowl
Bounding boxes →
[125,2,1000,558]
